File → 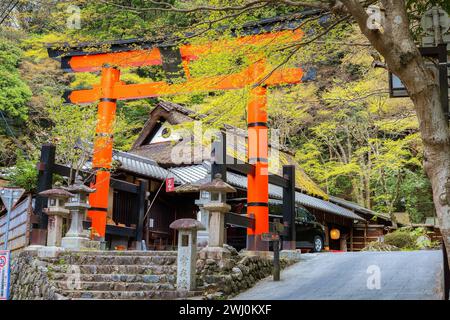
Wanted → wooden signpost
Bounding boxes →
[262,219,285,281]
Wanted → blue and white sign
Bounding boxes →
[0,250,11,300]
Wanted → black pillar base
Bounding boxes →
[246,234,269,251]
[282,240,296,250]
[30,229,47,246]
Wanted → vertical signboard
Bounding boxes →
[166,177,175,192]
[0,250,11,300]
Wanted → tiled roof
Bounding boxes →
[112,149,175,181]
[83,149,181,183]
[329,196,390,221]
[167,161,365,222]
[169,163,209,184]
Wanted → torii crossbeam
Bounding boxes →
[48,20,305,251]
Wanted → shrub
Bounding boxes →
[383,227,440,250]
[6,154,38,192]
[384,230,416,249]
[361,242,399,251]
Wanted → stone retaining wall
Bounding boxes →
[196,245,294,299]
[10,246,297,300]
[9,250,64,300]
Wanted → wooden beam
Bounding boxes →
[226,163,255,176]
[57,29,304,72]
[83,221,136,237]
[64,64,303,104]
[225,212,255,229]
[268,174,289,188]
[53,163,139,194]
[110,179,139,194]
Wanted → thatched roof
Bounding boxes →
[130,101,327,199]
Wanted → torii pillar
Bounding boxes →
[246,61,269,251]
[88,65,121,238]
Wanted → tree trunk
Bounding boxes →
[341,0,450,260]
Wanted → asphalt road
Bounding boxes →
[234,250,444,300]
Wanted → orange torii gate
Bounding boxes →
[48,26,304,251]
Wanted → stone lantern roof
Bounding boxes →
[63,182,95,194]
[38,188,74,199]
[169,218,205,231]
[199,174,236,193]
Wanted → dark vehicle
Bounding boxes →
[227,199,325,252]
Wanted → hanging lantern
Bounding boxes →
[330,228,340,240]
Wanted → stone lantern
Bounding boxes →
[169,218,205,291]
[195,189,211,247]
[199,173,236,247]
[38,188,74,247]
[61,180,95,249]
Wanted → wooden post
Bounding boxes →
[211,133,227,183]
[350,227,354,251]
[443,242,449,300]
[324,224,330,251]
[273,238,280,281]
[35,144,56,230]
[282,165,296,250]
[136,179,148,245]
[364,223,368,247]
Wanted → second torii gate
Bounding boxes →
[48,25,304,251]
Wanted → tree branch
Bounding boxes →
[98,0,271,13]
[189,1,270,29]
[340,0,388,54]
[278,0,330,10]
[255,14,350,86]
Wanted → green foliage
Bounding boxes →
[291,29,434,221]
[6,152,38,192]
[384,227,439,250]
[0,39,23,70]
[384,230,416,249]
[0,38,32,121]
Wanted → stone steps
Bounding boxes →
[65,290,201,300]
[53,280,176,291]
[31,250,205,300]
[62,250,177,257]
[55,255,177,266]
[49,264,176,275]
[49,273,175,284]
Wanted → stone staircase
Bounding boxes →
[41,250,202,300]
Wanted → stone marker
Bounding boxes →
[170,218,205,291]
[38,188,74,247]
